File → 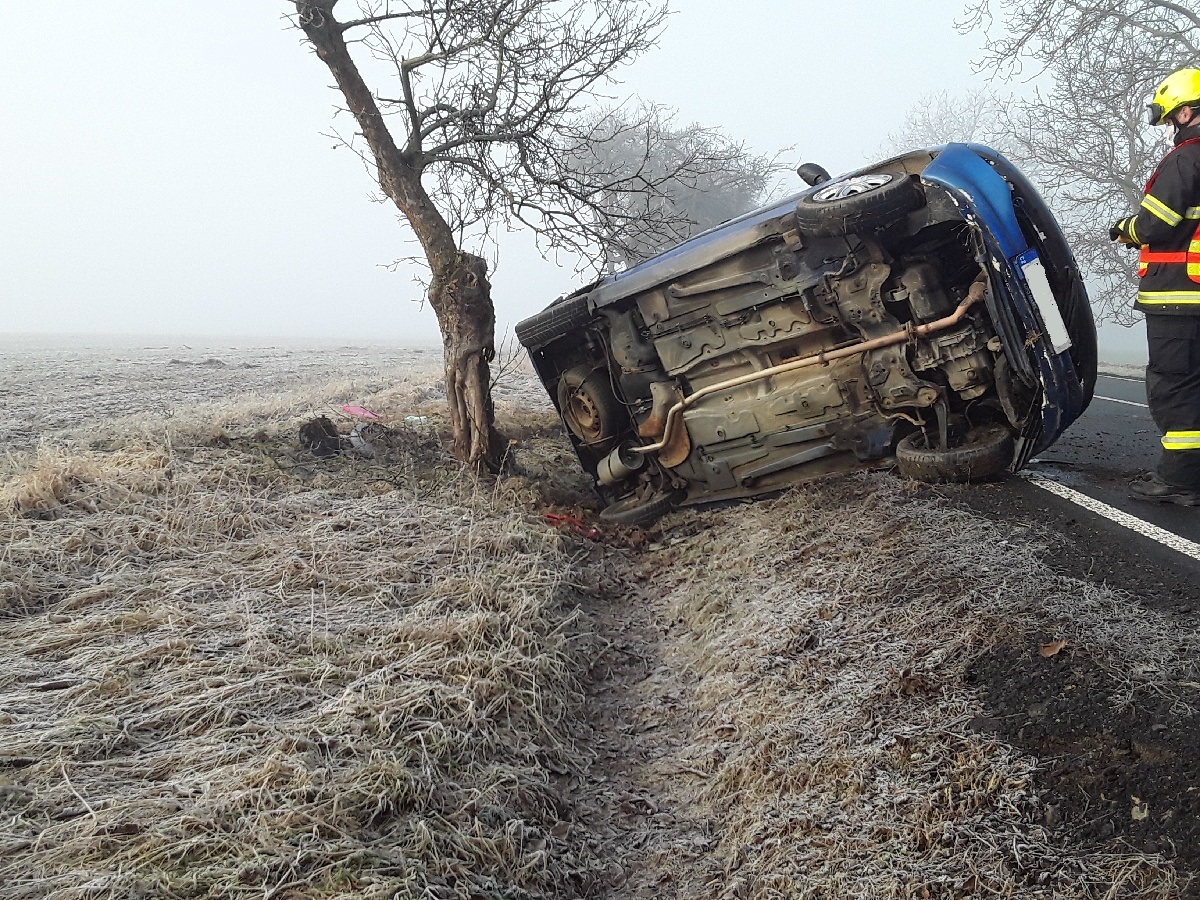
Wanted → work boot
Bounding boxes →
[1128,471,1200,506]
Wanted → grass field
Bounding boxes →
[0,338,1195,898]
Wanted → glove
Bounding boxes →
[1110,217,1138,246]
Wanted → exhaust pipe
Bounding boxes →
[632,280,987,459]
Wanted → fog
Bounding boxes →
[0,1,1146,363]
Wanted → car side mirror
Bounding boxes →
[796,163,832,186]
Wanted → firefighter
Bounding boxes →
[1110,67,1200,505]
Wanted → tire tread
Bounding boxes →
[895,424,1013,483]
[515,294,593,350]
[599,489,684,526]
[794,174,925,237]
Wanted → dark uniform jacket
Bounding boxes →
[1113,121,1200,315]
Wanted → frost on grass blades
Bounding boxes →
[0,340,1194,897]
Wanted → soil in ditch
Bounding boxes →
[927,474,1200,889]
[546,525,718,899]
[509,418,717,897]
[969,638,1200,892]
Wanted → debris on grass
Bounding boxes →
[299,415,342,458]
[340,404,382,420]
[1040,639,1069,658]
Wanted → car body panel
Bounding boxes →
[588,202,801,310]
[923,142,1028,259]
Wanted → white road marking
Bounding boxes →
[1023,472,1200,562]
[1095,395,1149,408]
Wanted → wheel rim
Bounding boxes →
[812,173,894,203]
[565,386,605,443]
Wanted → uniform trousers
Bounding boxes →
[1146,313,1200,487]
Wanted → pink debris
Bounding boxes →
[340,404,382,420]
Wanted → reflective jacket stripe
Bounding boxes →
[1163,431,1200,450]
[1143,193,1184,226]
[1135,137,1200,313]
[1138,290,1200,303]
[1139,221,1200,283]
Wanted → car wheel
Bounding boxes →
[599,489,685,527]
[556,365,623,454]
[895,423,1013,483]
[794,172,925,237]
[515,294,592,350]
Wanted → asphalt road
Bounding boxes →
[939,373,1200,612]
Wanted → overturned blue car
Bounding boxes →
[516,144,1097,525]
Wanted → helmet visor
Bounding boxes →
[1148,102,1166,126]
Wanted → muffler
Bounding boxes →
[597,442,647,487]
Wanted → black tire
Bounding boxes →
[515,294,593,350]
[599,489,685,527]
[895,424,1013,483]
[1060,272,1098,406]
[794,172,925,237]
[556,365,623,453]
[299,416,341,458]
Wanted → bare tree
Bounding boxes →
[881,88,1017,157]
[960,0,1199,323]
[290,0,667,472]
[961,0,1200,78]
[568,104,784,269]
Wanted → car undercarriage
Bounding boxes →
[518,146,1095,524]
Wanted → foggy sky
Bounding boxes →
[0,1,1147,362]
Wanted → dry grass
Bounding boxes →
[0,370,599,899]
[651,475,1196,898]
[1,344,1196,898]
[0,337,446,454]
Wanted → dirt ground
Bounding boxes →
[971,642,1200,868]
[1,337,1198,898]
[934,479,1200,885]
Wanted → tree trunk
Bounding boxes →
[295,1,504,473]
[430,252,505,472]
